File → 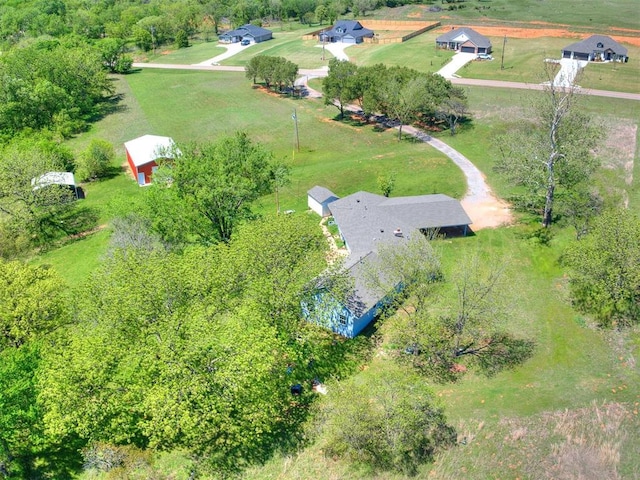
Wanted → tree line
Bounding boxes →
[0,0,433,50]
[322,58,470,138]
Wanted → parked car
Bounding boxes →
[477,53,493,60]
[241,39,251,46]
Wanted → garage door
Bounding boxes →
[461,46,475,53]
[342,36,356,44]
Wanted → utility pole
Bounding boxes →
[292,109,300,152]
[501,34,507,70]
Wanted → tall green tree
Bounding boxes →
[322,58,358,118]
[39,215,332,475]
[75,139,114,182]
[0,261,69,351]
[0,39,111,137]
[0,141,75,244]
[149,132,275,243]
[563,208,640,327]
[437,86,469,136]
[311,362,455,475]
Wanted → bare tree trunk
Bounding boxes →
[543,154,555,227]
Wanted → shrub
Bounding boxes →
[76,139,114,182]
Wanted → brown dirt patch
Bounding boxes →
[437,25,640,47]
[461,197,513,230]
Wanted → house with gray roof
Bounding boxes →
[562,35,628,62]
[218,24,273,44]
[304,188,471,337]
[436,27,492,55]
[319,20,374,44]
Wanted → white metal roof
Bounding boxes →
[124,135,176,167]
[31,171,76,189]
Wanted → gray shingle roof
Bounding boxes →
[436,28,492,49]
[562,35,628,56]
[328,191,471,257]
[323,20,374,41]
[308,186,339,204]
[221,24,272,38]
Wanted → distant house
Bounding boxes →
[124,135,176,186]
[319,20,374,44]
[435,27,492,55]
[304,188,471,337]
[307,186,340,217]
[31,172,79,199]
[218,24,273,44]
[562,35,628,62]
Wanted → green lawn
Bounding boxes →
[460,36,571,83]
[580,56,640,93]
[349,31,455,72]
[140,40,226,65]
[220,27,331,68]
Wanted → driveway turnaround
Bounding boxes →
[436,52,477,79]
[315,42,353,61]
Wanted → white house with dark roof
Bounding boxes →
[319,20,374,44]
[304,187,471,337]
[218,24,273,44]
[562,35,628,62]
[436,27,492,55]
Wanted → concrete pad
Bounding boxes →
[436,52,477,79]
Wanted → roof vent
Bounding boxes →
[394,228,403,237]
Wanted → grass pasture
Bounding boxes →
[370,1,640,32]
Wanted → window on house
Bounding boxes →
[338,313,348,325]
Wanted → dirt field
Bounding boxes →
[436,24,640,47]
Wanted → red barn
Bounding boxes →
[124,135,176,186]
